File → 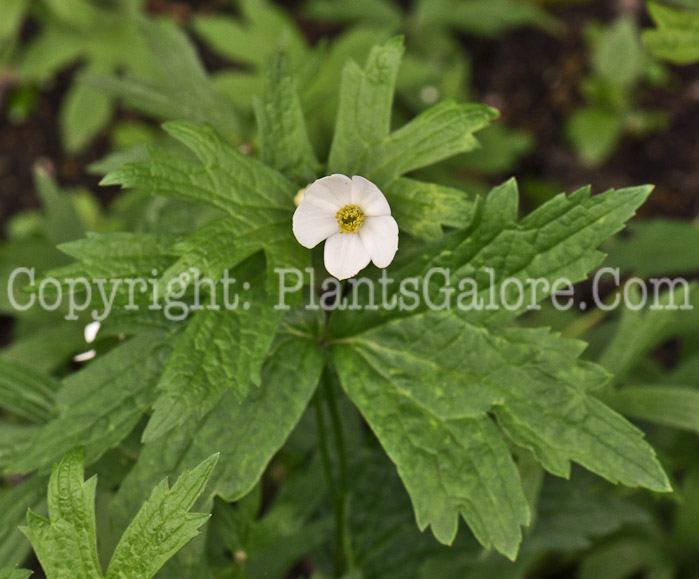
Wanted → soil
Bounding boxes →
[0,68,110,229]
[464,0,699,218]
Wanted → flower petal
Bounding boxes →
[304,174,353,212]
[293,199,339,248]
[351,175,391,217]
[324,233,371,280]
[358,215,399,268]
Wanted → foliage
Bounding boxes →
[0,1,698,578]
[21,447,217,579]
[643,1,699,64]
[566,16,669,166]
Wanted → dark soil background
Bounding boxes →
[466,0,699,219]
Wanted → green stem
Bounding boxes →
[320,366,354,575]
[314,390,336,502]
[317,280,352,575]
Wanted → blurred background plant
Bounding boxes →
[0,0,698,577]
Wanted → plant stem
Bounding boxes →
[316,280,353,575]
[314,389,336,502]
[323,375,354,574]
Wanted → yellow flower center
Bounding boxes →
[293,187,306,207]
[336,204,365,234]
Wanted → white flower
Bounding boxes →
[292,174,399,280]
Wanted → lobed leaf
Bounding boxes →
[0,360,60,423]
[331,311,669,557]
[384,177,474,241]
[363,100,497,185]
[102,121,293,215]
[606,385,699,434]
[102,122,308,298]
[643,1,699,64]
[329,179,653,339]
[87,18,241,143]
[328,37,405,176]
[192,0,307,69]
[253,52,320,185]
[113,334,325,527]
[21,448,102,579]
[603,218,699,276]
[0,477,46,568]
[0,569,32,579]
[105,454,218,579]
[143,259,288,441]
[8,332,171,474]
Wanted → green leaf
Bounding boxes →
[643,1,699,64]
[42,0,98,28]
[396,50,470,110]
[0,423,39,469]
[606,385,699,434]
[0,477,46,568]
[17,25,83,83]
[18,3,152,151]
[579,537,673,579]
[460,124,534,174]
[253,52,320,185]
[299,25,391,130]
[192,0,307,69]
[331,312,670,557]
[592,17,644,89]
[21,448,103,579]
[20,449,216,579]
[0,0,28,41]
[603,218,699,275]
[674,467,699,552]
[60,75,114,153]
[598,284,699,384]
[102,121,292,216]
[8,332,171,474]
[0,568,32,579]
[327,35,495,183]
[415,0,558,37]
[113,332,325,527]
[0,321,84,374]
[212,461,332,578]
[48,232,177,284]
[523,476,650,554]
[101,122,307,295]
[86,19,241,143]
[363,100,497,185]
[566,107,625,167]
[143,259,288,441]
[104,454,218,579]
[328,37,405,176]
[333,320,529,557]
[33,168,86,246]
[0,359,60,423]
[384,177,475,240]
[330,180,652,339]
[304,0,403,26]
[155,209,308,300]
[211,70,266,113]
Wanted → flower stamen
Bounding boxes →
[336,204,365,234]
